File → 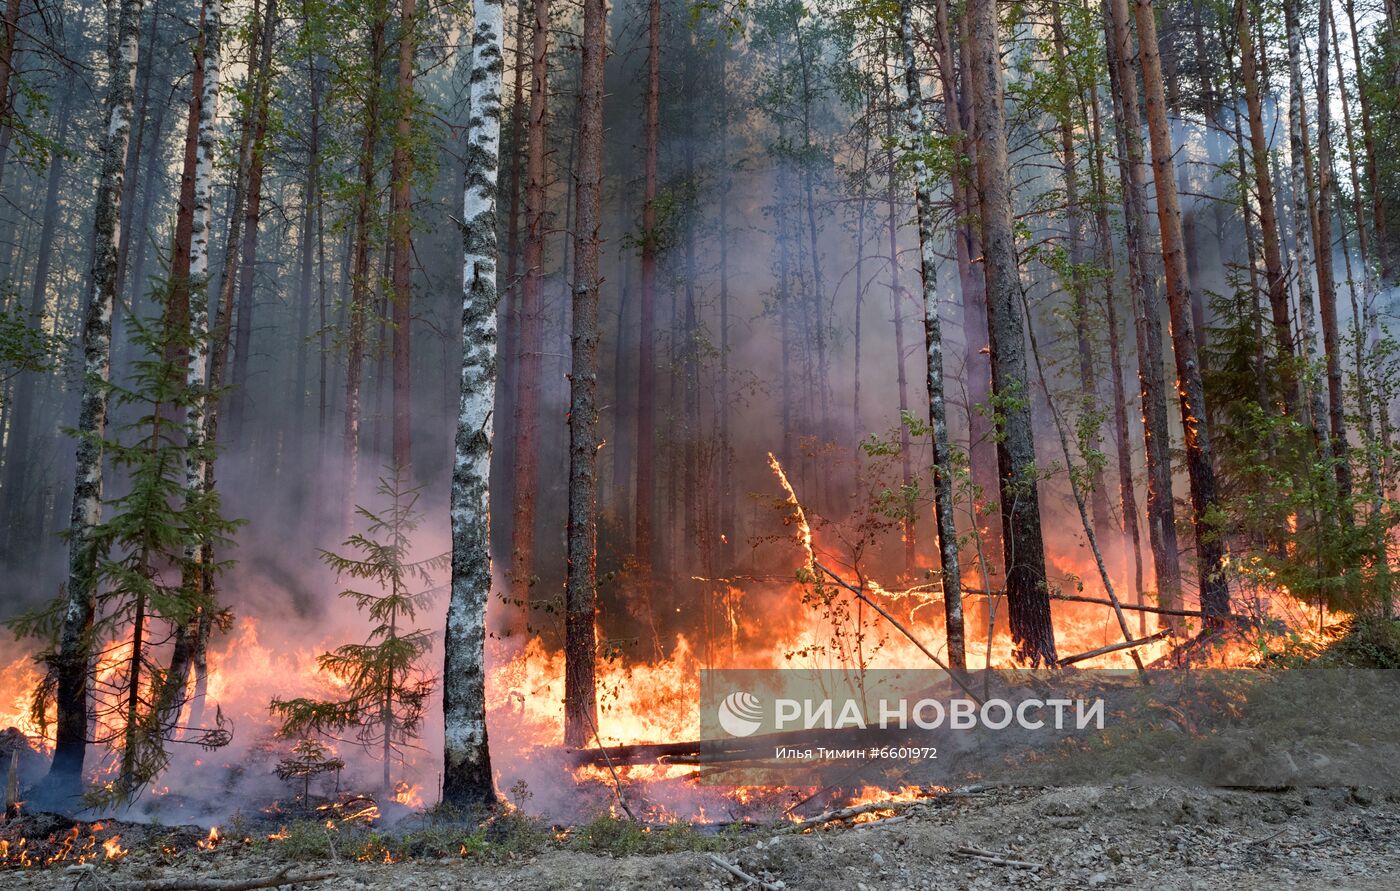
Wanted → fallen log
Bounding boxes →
[1058,629,1171,667]
[69,864,337,891]
[779,798,917,834]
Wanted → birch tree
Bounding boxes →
[42,0,147,804]
[896,0,964,670]
[443,0,504,811]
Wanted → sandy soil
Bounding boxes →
[7,783,1400,890]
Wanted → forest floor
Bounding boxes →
[6,781,1400,890]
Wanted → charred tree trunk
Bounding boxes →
[967,0,1056,664]
[635,0,660,573]
[563,0,605,749]
[1105,0,1182,624]
[1132,0,1230,624]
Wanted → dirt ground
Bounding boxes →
[7,782,1400,890]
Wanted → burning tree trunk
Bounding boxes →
[1235,0,1296,414]
[563,0,605,749]
[390,0,416,473]
[966,0,1056,664]
[1131,0,1230,624]
[1314,0,1353,508]
[44,0,146,804]
[635,0,660,573]
[443,0,504,811]
[897,0,964,670]
[1104,0,1182,624]
[509,0,549,626]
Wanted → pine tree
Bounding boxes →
[271,468,443,794]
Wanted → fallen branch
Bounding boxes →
[779,799,911,834]
[812,561,982,705]
[952,845,1043,869]
[1051,592,1207,618]
[706,853,782,890]
[69,865,338,891]
[1058,629,1171,667]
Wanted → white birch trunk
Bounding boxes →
[443,0,503,809]
[47,0,146,800]
[897,0,964,669]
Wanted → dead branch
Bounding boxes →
[1051,592,1208,618]
[1058,629,1171,667]
[706,853,782,890]
[779,799,912,834]
[811,561,983,705]
[97,866,339,891]
[952,845,1044,869]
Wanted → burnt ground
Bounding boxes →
[5,782,1400,890]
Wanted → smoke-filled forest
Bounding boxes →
[3,0,1400,886]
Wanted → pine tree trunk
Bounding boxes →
[508,0,549,626]
[344,0,387,512]
[1087,77,1145,631]
[1,90,71,544]
[563,0,605,750]
[229,0,276,446]
[1131,0,1230,624]
[1236,0,1296,414]
[942,0,1000,565]
[44,0,147,804]
[635,0,660,573]
[1314,0,1354,507]
[966,0,1056,664]
[899,0,964,669]
[1343,0,1389,282]
[1284,0,1332,462]
[390,0,415,473]
[1104,0,1182,624]
[442,0,504,812]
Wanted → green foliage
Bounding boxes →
[7,309,237,806]
[270,467,445,789]
[0,305,64,399]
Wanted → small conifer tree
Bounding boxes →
[270,467,444,794]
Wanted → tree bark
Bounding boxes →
[1235,0,1297,414]
[966,0,1056,664]
[1131,0,1230,624]
[634,0,660,572]
[563,0,605,749]
[390,0,415,473]
[898,0,964,669]
[44,0,147,805]
[443,0,504,811]
[1314,0,1353,506]
[508,0,549,626]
